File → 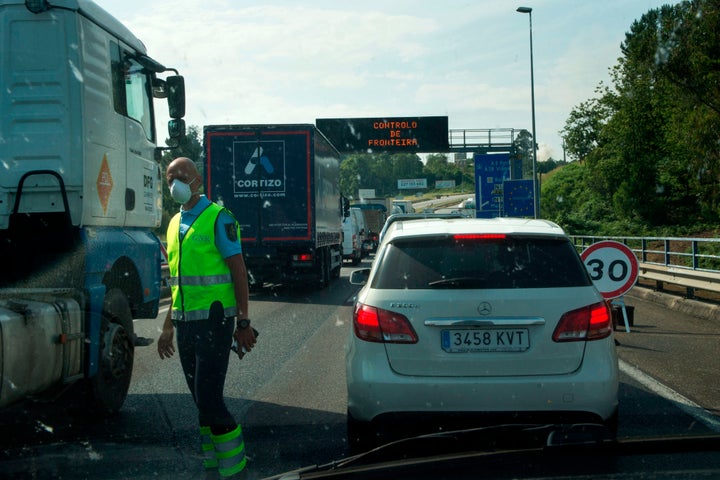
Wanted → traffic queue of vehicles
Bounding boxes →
[1,0,617,461]
[0,0,396,418]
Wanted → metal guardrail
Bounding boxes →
[448,128,522,153]
[571,235,720,299]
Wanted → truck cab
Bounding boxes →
[0,0,185,414]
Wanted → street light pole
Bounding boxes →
[516,6,538,218]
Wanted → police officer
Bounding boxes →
[158,157,256,477]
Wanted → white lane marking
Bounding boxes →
[620,359,720,432]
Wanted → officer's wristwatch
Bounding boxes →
[236,318,251,330]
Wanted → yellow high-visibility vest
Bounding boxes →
[167,203,238,321]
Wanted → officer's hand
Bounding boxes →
[158,328,175,359]
[233,327,257,359]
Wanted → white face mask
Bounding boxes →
[170,179,194,204]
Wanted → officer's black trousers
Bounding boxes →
[175,306,236,432]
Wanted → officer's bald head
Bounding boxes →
[166,157,201,186]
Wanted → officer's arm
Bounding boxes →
[226,253,255,356]
[225,253,249,321]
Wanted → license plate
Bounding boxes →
[441,329,530,353]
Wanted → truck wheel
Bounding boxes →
[332,249,342,278]
[89,288,134,415]
[317,248,330,289]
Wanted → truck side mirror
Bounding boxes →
[168,118,186,140]
[166,75,186,119]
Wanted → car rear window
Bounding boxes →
[372,235,592,290]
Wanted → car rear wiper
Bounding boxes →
[427,276,489,288]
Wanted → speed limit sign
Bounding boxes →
[580,241,639,299]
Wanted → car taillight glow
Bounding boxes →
[353,303,418,344]
[552,302,612,342]
[453,233,507,240]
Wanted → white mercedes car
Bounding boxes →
[346,217,619,450]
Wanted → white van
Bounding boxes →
[342,214,362,265]
[349,208,368,257]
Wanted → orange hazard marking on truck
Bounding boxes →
[96,154,114,215]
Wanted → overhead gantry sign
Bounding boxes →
[316,116,449,153]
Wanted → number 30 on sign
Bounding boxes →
[580,241,639,299]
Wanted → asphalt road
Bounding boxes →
[616,289,720,425]
[1,264,718,479]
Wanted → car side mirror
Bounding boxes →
[349,268,371,286]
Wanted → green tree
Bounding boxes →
[156,125,203,234]
[541,161,603,233]
[422,154,449,186]
[339,152,424,198]
[391,153,424,184]
[555,0,720,231]
[560,89,614,162]
[339,155,361,199]
[656,0,720,220]
[537,158,567,174]
[513,130,534,179]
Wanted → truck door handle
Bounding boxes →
[125,188,135,210]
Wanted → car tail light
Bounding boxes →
[552,302,612,342]
[292,253,313,262]
[353,303,418,344]
[453,233,506,240]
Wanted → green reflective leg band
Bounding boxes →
[211,425,246,477]
[200,426,218,469]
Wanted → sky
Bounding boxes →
[96,0,672,162]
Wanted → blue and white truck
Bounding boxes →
[203,124,344,289]
[0,0,186,414]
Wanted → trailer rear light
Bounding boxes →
[293,253,314,262]
[552,302,612,342]
[353,303,418,344]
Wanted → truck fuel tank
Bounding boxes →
[0,296,83,408]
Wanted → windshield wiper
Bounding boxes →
[265,423,613,480]
[427,277,488,288]
[265,426,720,480]
[340,423,614,469]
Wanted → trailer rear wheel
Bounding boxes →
[317,247,331,289]
[332,247,342,277]
[89,288,134,415]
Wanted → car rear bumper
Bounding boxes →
[346,337,619,423]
